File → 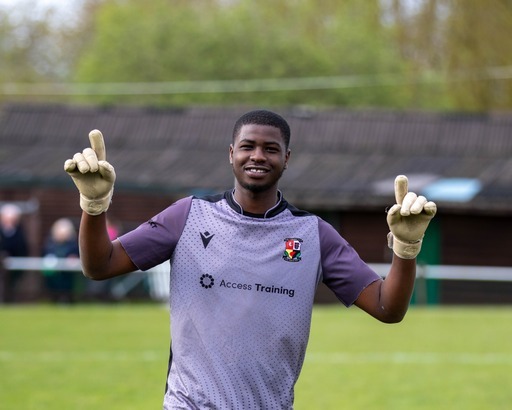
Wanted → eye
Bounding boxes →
[266,146,280,153]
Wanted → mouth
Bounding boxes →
[244,166,270,177]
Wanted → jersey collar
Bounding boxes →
[225,189,288,218]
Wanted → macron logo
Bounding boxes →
[200,231,215,249]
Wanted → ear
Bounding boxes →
[229,144,234,164]
[284,148,291,169]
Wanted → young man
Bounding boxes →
[65,110,436,409]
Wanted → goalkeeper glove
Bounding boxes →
[64,130,116,216]
[386,175,437,259]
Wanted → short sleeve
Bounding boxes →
[318,218,381,307]
[118,196,192,271]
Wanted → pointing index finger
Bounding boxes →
[394,175,408,205]
[89,129,106,161]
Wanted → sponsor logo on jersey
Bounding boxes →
[199,273,215,288]
[283,238,303,262]
[199,274,295,297]
[219,279,252,291]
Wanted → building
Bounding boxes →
[1,103,512,303]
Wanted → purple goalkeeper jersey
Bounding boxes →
[118,190,380,409]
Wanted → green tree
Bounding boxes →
[74,0,409,108]
[386,0,512,112]
[0,0,104,103]
[5,0,511,111]
[443,0,512,111]
[0,4,54,89]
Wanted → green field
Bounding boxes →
[1,304,511,409]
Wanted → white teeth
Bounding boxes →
[247,168,266,173]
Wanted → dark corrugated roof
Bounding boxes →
[1,103,512,213]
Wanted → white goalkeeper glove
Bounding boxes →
[64,130,116,216]
[386,175,437,259]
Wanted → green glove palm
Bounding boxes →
[64,130,116,216]
[386,175,437,259]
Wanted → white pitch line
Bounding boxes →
[305,352,512,365]
[1,351,511,365]
[0,350,162,362]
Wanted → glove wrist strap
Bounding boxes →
[80,190,113,216]
[387,232,422,260]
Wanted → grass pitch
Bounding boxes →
[1,304,511,409]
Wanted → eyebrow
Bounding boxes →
[238,138,281,146]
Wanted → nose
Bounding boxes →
[250,147,266,162]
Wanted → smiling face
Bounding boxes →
[229,123,290,196]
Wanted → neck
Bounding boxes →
[233,186,280,215]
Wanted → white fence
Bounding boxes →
[370,263,512,282]
[2,256,170,302]
[3,257,512,301]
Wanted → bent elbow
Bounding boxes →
[379,309,407,324]
[82,269,108,281]
[383,314,405,324]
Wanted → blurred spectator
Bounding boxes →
[0,203,29,303]
[42,218,79,304]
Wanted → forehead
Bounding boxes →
[235,124,285,144]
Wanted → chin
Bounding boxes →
[241,182,273,193]
[236,174,281,193]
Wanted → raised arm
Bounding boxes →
[64,130,136,280]
[355,175,437,323]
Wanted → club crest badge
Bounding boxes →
[283,238,303,262]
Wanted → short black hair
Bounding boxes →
[232,110,291,149]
